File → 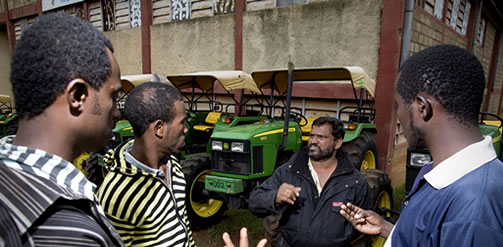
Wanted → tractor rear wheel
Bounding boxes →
[342,131,378,170]
[84,152,108,187]
[362,169,393,247]
[183,155,227,229]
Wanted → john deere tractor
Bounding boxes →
[0,94,18,137]
[165,71,262,227]
[191,65,393,243]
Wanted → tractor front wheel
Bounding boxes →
[342,131,378,171]
[183,156,227,229]
[362,169,393,247]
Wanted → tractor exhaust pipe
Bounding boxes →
[280,61,294,151]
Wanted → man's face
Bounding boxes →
[308,123,341,161]
[86,48,122,151]
[163,100,187,155]
[394,91,426,148]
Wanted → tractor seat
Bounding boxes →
[193,112,223,132]
[300,118,316,142]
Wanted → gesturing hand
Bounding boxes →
[339,202,393,238]
[222,227,268,247]
[276,183,302,205]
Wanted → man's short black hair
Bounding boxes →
[312,117,345,139]
[125,82,184,137]
[10,13,114,119]
[397,44,485,127]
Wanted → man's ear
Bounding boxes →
[66,79,89,116]
[335,137,343,150]
[154,120,165,138]
[416,96,433,122]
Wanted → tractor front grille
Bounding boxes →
[253,146,263,173]
[212,151,251,175]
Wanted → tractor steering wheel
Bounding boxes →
[290,111,308,127]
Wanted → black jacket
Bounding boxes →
[249,147,371,247]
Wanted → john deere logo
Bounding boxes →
[223,143,229,150]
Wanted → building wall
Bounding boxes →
[242,0,381,78]
[474,21,498,113]
[496,38,503,115]
[410,7,468,55]
[105,27,143,75]
[150,0,382,77]
[0,26,12,98]
[151,14,235,74]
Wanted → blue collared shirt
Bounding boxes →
[387,136,503,246]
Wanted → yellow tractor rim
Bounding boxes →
[360,150,376,170]
[371,190,392,247]
[73,152,90,175]
[190,169,224,218]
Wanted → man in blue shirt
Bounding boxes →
[340,44,503,246]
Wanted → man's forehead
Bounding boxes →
[312,124,332,134]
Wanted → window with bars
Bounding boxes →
[477,17,486,46]
[415,0,444,20]
[444,0,471,35]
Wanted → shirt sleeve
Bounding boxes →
[434,220,503,246]
[28,203,117,247]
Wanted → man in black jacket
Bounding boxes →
[249,117,371,247]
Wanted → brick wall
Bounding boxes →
[409,6,468,56]
[496,40,503,115]
[475,21,497,113]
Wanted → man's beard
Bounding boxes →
[308,143,336,161]
[409,117,426,148]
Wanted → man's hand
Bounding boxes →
[222,227,268,247]
[276,183,302,205]
[340,202,393,238]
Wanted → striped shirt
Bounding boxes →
[0,135,124,247]
[97,140,196,247]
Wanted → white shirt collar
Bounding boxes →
[307,158,322,196]
[424,136,496,190]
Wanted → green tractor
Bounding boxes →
[166,71,262,160]
[165,71,263,227]
[190,66,393,243]
[0,94,18,136]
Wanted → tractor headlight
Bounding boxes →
[212,140,223,151]
[231,142,244,152]
[409,153,432,167]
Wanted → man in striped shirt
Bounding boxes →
[97,82,196,247]
[0,13,124,246]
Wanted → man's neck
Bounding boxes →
[130,138,166,170]
[310,155,338,170]
[310,156,338,189]
[13,118,76,162]
[427,122,483,168]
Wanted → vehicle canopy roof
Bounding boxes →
[166,70,261,94]
[0,94,11,105]
[120,73,172,93]
[251,66,375,97]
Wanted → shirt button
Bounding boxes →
[296,171,300,174]
[404,200,408,206]
[345,184,348,188]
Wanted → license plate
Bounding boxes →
[205,175,244,194]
